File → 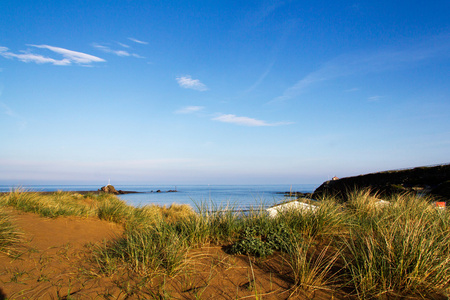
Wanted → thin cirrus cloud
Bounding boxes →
[175,106,205,114]
[269,33,450,103]
[92,43,144,58]
[368,95,383,102]
[0,44,105,66]
[0,101,27,129]
[176,75,208,91]
[117,42,130,48]
[212,114,293,127]
[244,61,275,93]
[128,37,148,45]
[93,44,130,57]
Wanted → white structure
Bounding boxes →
[374,199,390,207]
[266,200,318,218]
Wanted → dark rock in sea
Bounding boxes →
[149,189,177,193]
[280,191,301,196]
[276,191,313,199]
[99,185,119,194]
[312,164,450,203]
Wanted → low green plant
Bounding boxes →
[230,223,294,257]
[230,226,273,257]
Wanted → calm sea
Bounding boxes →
[0,184,318,210]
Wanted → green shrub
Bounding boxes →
[230,225,274,257]
[230,223,294,257]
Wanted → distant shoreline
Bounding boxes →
[0,190,141,196]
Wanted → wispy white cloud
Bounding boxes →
[93,44,130,57]
[0,102,14,117]
[93,42,145,59]
[131,53,145,59]
[30,44,105,65]
[249,1,286,27]
[128,37,148,45]
[368,95,383,102]
[0,45,105,66]
[245,61,275,93]
[0,46,70,65]
[176,75,208,91]
[270,33,450,103]
[270,73,325,103]
[0,101,27,129]
[345,87,360,92]
[212,113,292,127]
[117,42,130,48]
[175,106,205,114]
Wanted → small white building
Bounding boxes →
[374,199,390,207]
[266,200,318,218]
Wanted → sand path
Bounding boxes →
[0,208,123,299]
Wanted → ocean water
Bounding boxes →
[0,184,318,210]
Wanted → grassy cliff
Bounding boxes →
[313,163,450,202]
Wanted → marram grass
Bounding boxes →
[0,189,129,221]
[0,211,22,256]
[342,191,450,298]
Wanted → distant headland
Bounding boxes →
[312,163,450,202]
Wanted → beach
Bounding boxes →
[1,188,449,299]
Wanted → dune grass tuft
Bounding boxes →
[0,189,132,222]
[93,220,189,277]
[0,211,22,256]
[342,191,450,298]
[0,189,96,218]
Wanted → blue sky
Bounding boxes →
[0,0,449,185]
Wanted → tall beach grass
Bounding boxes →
[0,189,130,221]
[0,211,21,256]
[342,191,450,298]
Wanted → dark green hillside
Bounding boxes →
[313,164,450,202]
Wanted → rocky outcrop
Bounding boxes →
[99,185,119,194]
[150,189,178,193]
[313,164,450,202]
[430,180,450,200]
[276,191,313,199]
